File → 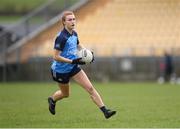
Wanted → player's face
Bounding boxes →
[64,14,76,30]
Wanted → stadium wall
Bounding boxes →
[1,57,180,82]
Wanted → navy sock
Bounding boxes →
[52,99,56,103]
[100,106,107,114]
[51,97,56,103]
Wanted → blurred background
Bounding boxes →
[0,0,180,83]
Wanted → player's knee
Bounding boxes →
[90,95,94,100]
[87,86,94,94]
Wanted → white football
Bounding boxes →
[77,48,93,63]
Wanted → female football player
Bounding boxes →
[48,11,116,119]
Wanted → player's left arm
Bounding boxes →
[78,44,94,63]
[77,44,85,50]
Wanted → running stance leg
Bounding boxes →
[73,70,116,119]
[48,83,69,115]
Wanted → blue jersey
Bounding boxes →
[51,28,79,73]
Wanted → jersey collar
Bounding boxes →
[63,28,74,36]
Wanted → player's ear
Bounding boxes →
[62,21,65,26]
[62,18,66,26]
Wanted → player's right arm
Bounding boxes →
[53,49,85,65]
[53,35,73,64]
[53,49,72,63]
[53,34,85,65]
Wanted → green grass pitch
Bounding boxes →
[0,82,180,128]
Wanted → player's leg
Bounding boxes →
[48,83,70,115]
[52,83,70,101]
[72,70,116,119]
[73,70,104,107]
[49,69,71,115]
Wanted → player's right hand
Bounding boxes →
[72,58,85,65]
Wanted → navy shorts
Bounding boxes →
[51,65,81,84]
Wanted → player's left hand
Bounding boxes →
[91,51,94,63]
[72,58,86,65]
